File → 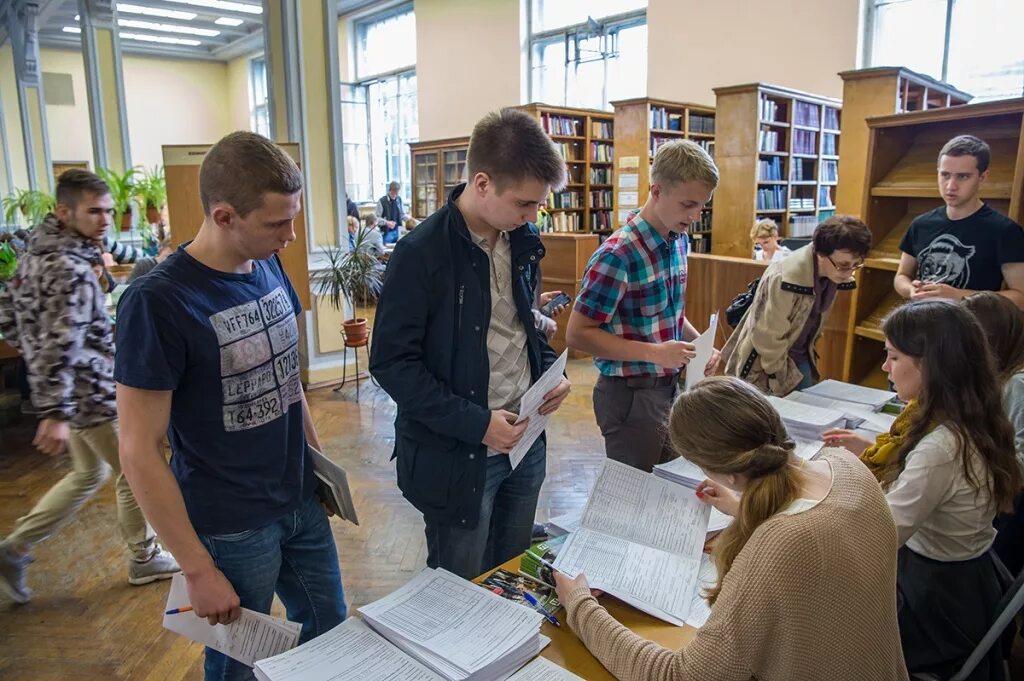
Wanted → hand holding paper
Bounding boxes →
[685,313,718,391]
[508,351,568,468]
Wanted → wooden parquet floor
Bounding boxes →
[0,358,606,681]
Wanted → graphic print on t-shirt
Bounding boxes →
[916,234,976,288]
[209,286,301,432]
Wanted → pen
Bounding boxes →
[521,591,560,628]
[165,605,194,615]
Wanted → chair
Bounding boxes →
[910,550,1024,681]
[332,332,378,401]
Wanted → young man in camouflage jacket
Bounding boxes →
[0,170,177,604]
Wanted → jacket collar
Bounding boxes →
[446,183,545,269]
[776,244,855,295]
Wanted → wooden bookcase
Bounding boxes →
[842,98,1024,388]
[711,83,842,258]
[409,136,469,219]
[611,98,716,253]
[517,103,615,234]
[539,233,601,358]
[836,67,971,218]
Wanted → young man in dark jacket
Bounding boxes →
[370,108,571,579]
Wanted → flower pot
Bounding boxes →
[146,204,161,225]
[342,318,368,345]
[120,208,133,232]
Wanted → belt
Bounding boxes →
[601,373,679,389]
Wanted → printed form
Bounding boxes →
[509,350,568,469]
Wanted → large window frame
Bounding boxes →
[248,55,270,138]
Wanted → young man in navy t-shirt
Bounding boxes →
[115,132,345,681]
[895,134,1024,307]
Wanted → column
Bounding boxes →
[6,0,51,192]
[77,0,131,173]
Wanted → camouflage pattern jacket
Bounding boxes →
[0,215,117,428]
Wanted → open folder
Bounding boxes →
[309,445,359,525]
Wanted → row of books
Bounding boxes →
[590,119,613,138]
[589,166,611,184]
[819,185,835,208]
[590,189,613,208]
[793,129,818,155]
[591,142,613,162]
[759,128,782,152]
[824,107,840,130]
[590,209,612,231]
[821,159,839,183]
[547,190,581,209]
[794,101,821,127]
[789,214,818,237]
[553,141,581,162]
[691,210,712,232]
[791,158,813,182]
[756,186,786,210]
[651,106,683,131]
[789,197,815,210]
[759,95,782,122]
[541,112,581,137]
[689,234,712,253]
[651,135,676,155]
[689,113,715,134]
[822,133,839,156]
[545,211,581,232]
[758,156,784,182]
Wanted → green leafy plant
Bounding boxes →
[96,167,140,229]
[2,188,56,228]
[135,165,166,215]
[0,240,16,280]
[312,226,386,316]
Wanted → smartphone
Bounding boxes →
[540,292,572,317]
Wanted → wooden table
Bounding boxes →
[481,557,697,680]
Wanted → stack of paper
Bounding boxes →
[783,391,894,433]
[765,396,846,441]
[163,574,301,668]
[553,460,710,625]
[544,509,583,537]
[802,379,896,411]
[358,568,549,680]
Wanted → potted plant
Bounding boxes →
[312,225,386,345]
[96,167,139,232]
[135,165,166,226]
[2,188,56,228]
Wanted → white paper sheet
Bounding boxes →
[545,508,583,536]
[163,573,301,667]
[509,350,568,469]
[684,554,717,628]
[685,313,718,392]
[253,618,443,681]
[309,446,359,525]
[507,656,584,680]
[802,379,896,410]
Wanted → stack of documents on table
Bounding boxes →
[802,379,896,411]
[765,395,845,441]
[357,567,549,680]
[163,574,301,667]
[784,391,896,434]
[544,508,583,537]
[553,459,710,625]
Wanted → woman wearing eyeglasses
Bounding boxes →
[719,216,872,395]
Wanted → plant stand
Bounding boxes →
[332,333,379,400]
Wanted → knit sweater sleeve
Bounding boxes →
[564,559,762,681]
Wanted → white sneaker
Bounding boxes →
[128,547,179,586]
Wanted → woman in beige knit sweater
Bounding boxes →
[553,376,908,681]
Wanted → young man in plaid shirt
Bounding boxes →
[566,141,719,471]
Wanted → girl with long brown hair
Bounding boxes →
[871,299,1020,680]
[553,376,907,681]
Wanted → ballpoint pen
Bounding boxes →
[522,591,561,628]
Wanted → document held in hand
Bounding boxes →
[309,445,359,525]
[508,350,568,469]
[685,312,718,392]
[163,573,301,667]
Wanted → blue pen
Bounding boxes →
[522,591,560,628]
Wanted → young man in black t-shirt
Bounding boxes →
[895,134,1024,308]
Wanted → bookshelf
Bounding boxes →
[711,83,843,258]
[835,67,971,219]
[409,136,470,219]
[517,103,616,234]
[611,98,716,253]
[842,98,1024,388]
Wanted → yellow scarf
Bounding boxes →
[859,400,921,479]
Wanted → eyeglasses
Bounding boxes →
[826,254,865,273]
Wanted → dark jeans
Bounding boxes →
[197,495,346,681]
[794,357,816,391]
[593,374,677,472]
[424,437,546,580]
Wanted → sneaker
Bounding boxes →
[0,545,32,604]
[531,522,549,541]
[128,547,179,586]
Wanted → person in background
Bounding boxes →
[127,238,174,284]
[720,216,871,395]
[554,376,908,681]
[102,234,144,264]
[345,193,359,221]
[347,215,385,258]
[751,218,791,262]
[376,181,410,246]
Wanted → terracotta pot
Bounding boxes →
[146,205,161,225]
[120,208,133,232]
[342,318,368,345]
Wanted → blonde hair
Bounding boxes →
[668,377,799,605]
[651,140,719,189]
[750,218,779,240]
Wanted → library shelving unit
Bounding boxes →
[711,83,842,258]
[409,136,469,219]
[611,97,716,253]
[835,67,971,218]
[517,103,615,234]
[842,98,1024,388]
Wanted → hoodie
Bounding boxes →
[0,214,117,428]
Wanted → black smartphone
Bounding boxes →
[540,292,572,316]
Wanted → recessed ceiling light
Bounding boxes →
[118,19,220,37]
[63,26,82,33]
[214,17,244,26]
[162,0,262,14]
[117,3,197,21]
[119,32,202,46]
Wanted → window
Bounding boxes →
[249,56,270,138]
[342,5,418,205]
[866,0,1024,101]
[529,1,647,110]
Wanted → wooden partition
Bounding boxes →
[163,144,311,310]
[539,233,601,358]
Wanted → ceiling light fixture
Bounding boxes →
[119,32,203,46]
[63,26,82,33]
[116,4,197,21]
[118,18,220,36]
[214,17,244,26]
[161,0,262,15]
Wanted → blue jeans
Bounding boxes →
[197,495,346,681]
[424,437,546,580]
[795,358,816,391]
